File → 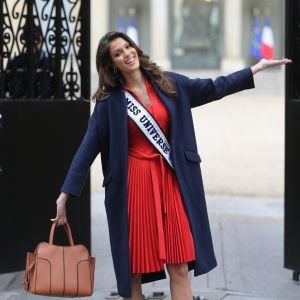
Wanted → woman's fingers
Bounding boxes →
[281,58,292,64]
[262,58,292,68]
[50,214,67,226]
[274,58,292,65]
[50,197,68,225]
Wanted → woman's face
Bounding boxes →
[109,37,140,75]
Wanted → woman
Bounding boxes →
[51,31,291,299]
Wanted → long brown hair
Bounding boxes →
[92,31,177,101]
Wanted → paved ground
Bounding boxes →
[1,67,299,299]
[1,193,299,300]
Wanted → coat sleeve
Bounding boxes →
[184,68,255,108]
[61,106,101,197]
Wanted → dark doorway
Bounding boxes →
[284,0,300,281]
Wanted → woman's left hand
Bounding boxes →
[251,58,292,74]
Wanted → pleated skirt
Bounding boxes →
[127,149,195,274]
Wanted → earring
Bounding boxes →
[113,67,117,75]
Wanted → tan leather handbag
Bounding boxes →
[23,222,95,297]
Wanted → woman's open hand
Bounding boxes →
[50,192,69,226]
[251,58,292,74]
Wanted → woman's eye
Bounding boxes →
[114,52,121,57]
[125,44,131,49]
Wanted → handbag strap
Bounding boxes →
[49,222,75,246]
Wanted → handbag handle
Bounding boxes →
[49,222,75,246]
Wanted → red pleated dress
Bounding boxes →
[126,79,195,274]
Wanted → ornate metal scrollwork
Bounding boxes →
[0,0,87,100]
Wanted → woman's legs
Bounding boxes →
[166,263,193,300]
[123,274,143,300]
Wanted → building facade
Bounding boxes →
[91,0,284,73]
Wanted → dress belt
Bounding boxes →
[129,149,167,260]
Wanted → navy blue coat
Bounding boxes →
[61,68,254,297]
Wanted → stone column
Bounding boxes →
[221,0,245,72]
[91,0,109,91]
[150,0,171,69]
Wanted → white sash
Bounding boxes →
[125,90,174,169]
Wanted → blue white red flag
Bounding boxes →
[260,17,275,59]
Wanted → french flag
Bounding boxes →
[260,17,275,59]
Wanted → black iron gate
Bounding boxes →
[0,0,90,100]
[285,0,300,281]
[0,0,91,273]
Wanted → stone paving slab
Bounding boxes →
[223,296,273,300]
[0,290,285,300]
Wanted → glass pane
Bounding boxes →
[171,0,223,69]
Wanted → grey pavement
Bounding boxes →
[0,193,299,300]
[1,67,299,299]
